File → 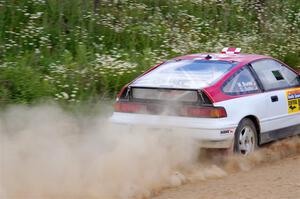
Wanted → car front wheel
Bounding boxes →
[234,118,258,155]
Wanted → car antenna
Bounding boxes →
[205,54,212,60]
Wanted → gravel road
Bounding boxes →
[153,150,300,199]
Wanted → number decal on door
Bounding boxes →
[286,88,300,114]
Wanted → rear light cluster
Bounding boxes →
[114,102,146,113]
[114,102,227,118]
[182,106,227,118]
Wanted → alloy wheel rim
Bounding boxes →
[238,126,255,155]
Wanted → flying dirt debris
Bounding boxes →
[1,104,300,199]
[0,104,199,199]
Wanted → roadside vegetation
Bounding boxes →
[0,0,299,104]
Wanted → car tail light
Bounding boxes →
[114,102,227,118]
[114,102,146,113]
[182,106,227,118]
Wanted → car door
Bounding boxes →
[250,59,300,143]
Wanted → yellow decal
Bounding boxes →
[286,88,300,114]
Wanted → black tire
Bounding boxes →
[234,118,258,155]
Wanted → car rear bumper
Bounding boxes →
[110,112,237,148]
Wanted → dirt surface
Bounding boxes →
[153,154,300,199]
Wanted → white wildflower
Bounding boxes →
[60,92,69,99]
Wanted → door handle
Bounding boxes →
[271,95,279,102]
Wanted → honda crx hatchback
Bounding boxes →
[111,48,300,155]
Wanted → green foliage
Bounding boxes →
[0,0,299,104]
[0,65,54,104]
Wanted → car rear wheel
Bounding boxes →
[234,118,257,155]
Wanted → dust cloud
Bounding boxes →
[0,104,198,199]
[1,104,300,199]
[224,136,300,173]
[186,137,300,182]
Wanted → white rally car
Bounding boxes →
[111,48,300,155]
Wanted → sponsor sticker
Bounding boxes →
[286,88,300,114]
[220,129,235,134]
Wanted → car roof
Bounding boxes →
[173,53,271,63]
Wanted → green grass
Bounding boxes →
[0,0,299,104]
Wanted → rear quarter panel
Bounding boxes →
[214,93,268,128]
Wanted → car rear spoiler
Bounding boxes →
[118,86,213,105]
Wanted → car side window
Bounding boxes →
[223,67,259,95]
[251,59,300,90]
[280,66,300,87]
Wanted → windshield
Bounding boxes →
[131,60,237,89]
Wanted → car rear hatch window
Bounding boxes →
[131,60,237,89]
